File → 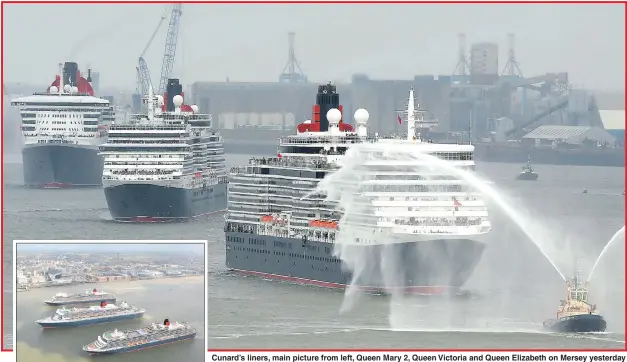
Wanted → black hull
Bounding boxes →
[45,297,116,306]
[225,231,485,294]
[22,145,103,187]
[85,333,196,354]
[516,173,538,181]
[104,183,227,221]
[543,314,607,333]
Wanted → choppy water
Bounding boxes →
[3,155,625,351]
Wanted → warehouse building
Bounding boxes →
[521,125,617,147]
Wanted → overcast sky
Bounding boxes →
[3,3,624,90]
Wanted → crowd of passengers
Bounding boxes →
[393,217,483,226]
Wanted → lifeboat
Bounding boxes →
[308,220,338,229]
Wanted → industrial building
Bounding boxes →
[521,125,617,147]
[186,32,605,145]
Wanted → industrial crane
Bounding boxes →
[136,11,167,97]
[135,4,182,99]
[156,4,182,96]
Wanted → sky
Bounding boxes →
[2,3,625,91]
[15,242,206,255]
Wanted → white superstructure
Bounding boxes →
[99,88,226,189]
[10,67,113,149]
[227,87,491,246]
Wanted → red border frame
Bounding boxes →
[1,0,626,354]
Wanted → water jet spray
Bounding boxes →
[587,225,625,282]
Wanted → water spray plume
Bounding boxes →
[587,225,625,282]
[403,148,567,282]
[308,142,567,313]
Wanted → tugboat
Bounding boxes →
[543,273,606,333]
[516,156,538,181]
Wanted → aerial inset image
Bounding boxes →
[14,242,206,362]
[1,1,623,353]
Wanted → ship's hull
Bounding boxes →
[22,144,103,187]
[85,332,196,355]
[104,182,227,222]
[543,314,607,333]
[516,172,538,181]
[45,297,116,306]
[225,232,486,294]
[37,311,144,328]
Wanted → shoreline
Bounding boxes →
[18,274,204,290]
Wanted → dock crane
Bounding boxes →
[135,4,182,100]
[136,11,167,98]
[156,4,182,96]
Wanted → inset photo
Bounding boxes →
[14,240,207,362]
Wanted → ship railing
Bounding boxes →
[110,124,188,131]
[246,157,337,170]
[391,217,485,226]
[279,135,382,145]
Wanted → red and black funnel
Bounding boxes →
[92,288,97,293]
[47,62,94,96]
[164,318,170,326]
[100,301,107,307]
[297,82,353,133]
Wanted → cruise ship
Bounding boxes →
[36,301,145,328]
[224,83,491,294]
[82,318,197,354]
[99,79,227,222]
[44,289,116,306]
[10,61,115,187]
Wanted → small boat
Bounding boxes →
[516,156,538,181]
[543,273,606,333]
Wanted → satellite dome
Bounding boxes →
[63,84,71,92]
[354,108,369,124]
[156,95,165,106]
[326,108,341,125]
[191,105,199,113]
[70,86,79,94]
[49,86,59,94]
[172,95,184,107]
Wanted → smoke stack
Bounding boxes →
[315,82,339,132]
[87,69,92,83]
[63,62,79,86]
[166,79,182,112]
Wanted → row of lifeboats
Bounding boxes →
[309,220,338,229]
[259,215,338,229]
[126,339,149,347]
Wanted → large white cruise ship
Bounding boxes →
[224,83,491,294]
[99,79,227,222]
[10,62,114,188]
